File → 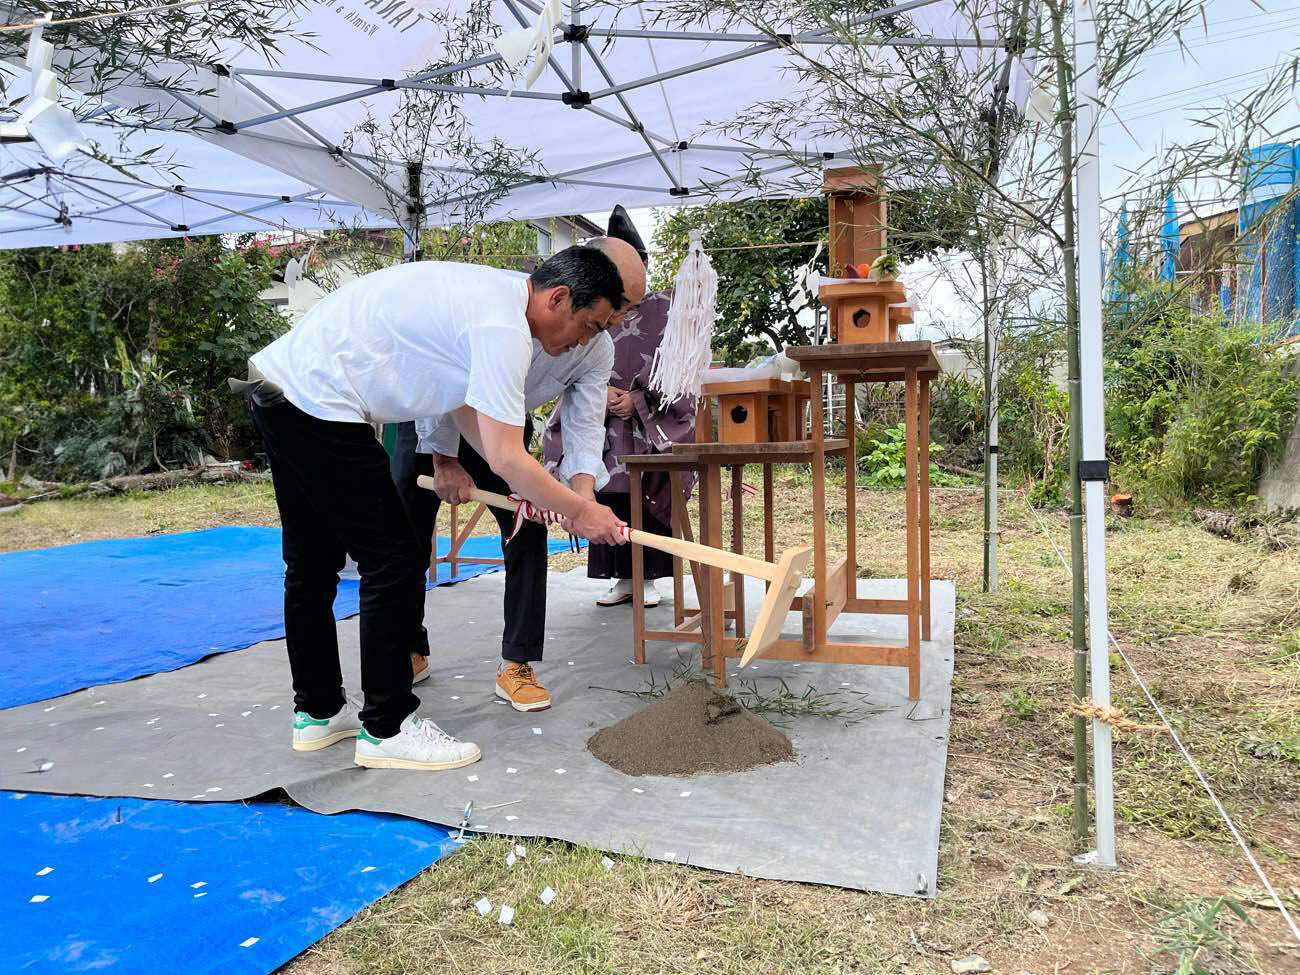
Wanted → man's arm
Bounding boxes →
[555,336,614,492]
[452,407,625,544]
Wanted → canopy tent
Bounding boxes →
[1,0,1123,872]
[14,0,1035,246]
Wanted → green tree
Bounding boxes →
[0,238,286,478]
[651,193,975,362]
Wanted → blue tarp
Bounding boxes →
[3,791,457,974]
[1,526,572,709]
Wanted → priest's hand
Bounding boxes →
[607,387,635,419]
[432,454,475,504]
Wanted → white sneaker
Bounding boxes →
[354,714,481,771]
[596,578,634,606]
[292,701,361,751]
[643,581,661,608]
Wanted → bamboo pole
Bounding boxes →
[1050,0,1090,848]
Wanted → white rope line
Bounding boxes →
[1024,500,1300,943]
[1,0,212,33]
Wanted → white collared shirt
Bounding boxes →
[415,332,614,490]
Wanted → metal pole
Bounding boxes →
[1073,0,1116,869]
[1049,0,1090,848]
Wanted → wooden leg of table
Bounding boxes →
[730,465,746,640]
[810,369,827,654]
[449,503,459,577]
[702,464,726,686]
[904,366,922,700]
[920,377,932,641]
[670,470,685,628]
[631,468,646,666]
[763,463,774,592]
[845,379,858,602]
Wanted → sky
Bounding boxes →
[586,0,1300,343]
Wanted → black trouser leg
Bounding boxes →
[250,400,422,738]
[391,421,433,657]
[454,420,547,663]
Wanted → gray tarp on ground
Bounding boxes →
[2,571,954,896]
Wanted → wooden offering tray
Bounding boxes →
[698,377,812,444]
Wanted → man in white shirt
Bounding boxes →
[239,244,642,772]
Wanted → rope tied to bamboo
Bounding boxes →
[1069,698,1168,735]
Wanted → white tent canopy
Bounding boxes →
[37,0,1033,239]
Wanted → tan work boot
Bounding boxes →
[495,662,551,712]
[411,652,430,685]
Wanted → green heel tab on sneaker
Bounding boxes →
[293,712,330,729]
[357,728,385,744]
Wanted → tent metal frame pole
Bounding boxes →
[1072,0,1117,871]
[580,27,1005,48]
[225,73,404,209]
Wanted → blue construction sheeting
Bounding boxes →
[1239,143,1300,332]
[1,526,573,709]
[2,792,457,974]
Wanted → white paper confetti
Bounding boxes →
[554,768,566,775]
[146,718,159,725]
[93,727,105,732]
[505,815,518,822]
[214,724,224,728]
[498,905,515,925]
[450,696,461,701]
[191,882,206,889]
[29,895,48,903]
[194,892,207,899]
[466,774,478,782]
[506,767,518,774]
[240,937,259,948]
[454,675,464,680]
[15,747,25,753]
[475,897,492,916]
[532,728,542,735]
[35,867,53,876]
[148,873,163,883]
[163,773,174,779]
[361,866,376,873]
[540,886,556,905]
[38,762,52,772]
[197,694,207,699]
[514,845,526,858]
[270,705,280,710]
[567,661,574,666]
[205,787,221,793]
[632,788,644,794]
[43,707,54,713]
[601,856,615,870]
[241,711,251,717]
[142,783,154,788]
[840,682,850,687]
[679,791,691,798]
[506,852,517,868]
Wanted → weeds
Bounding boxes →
[1147,897,1251,975]
[1001,688,1042,721]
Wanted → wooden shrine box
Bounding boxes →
[699,378,812,444]
[887,303,914,341]
[824,165,886,272]
[819,279,908,344]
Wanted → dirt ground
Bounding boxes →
[3,473,1298,974]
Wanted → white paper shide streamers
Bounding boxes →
[494,0,562,92]
[648,230,717,405]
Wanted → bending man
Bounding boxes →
[237,245,633,772]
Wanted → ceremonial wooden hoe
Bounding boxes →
[416,477,811,664]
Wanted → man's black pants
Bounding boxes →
[250,399,422,738]
[391,419,547,664]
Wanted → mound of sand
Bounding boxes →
[587,681,794,777]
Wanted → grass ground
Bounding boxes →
[3,474,1298,974]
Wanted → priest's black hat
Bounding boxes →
[606,204,648,265]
